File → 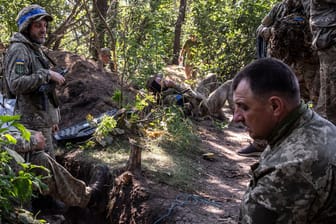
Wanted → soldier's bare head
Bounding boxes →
[232,58,300,139]
[233,58,300,105]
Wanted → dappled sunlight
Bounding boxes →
[142,147,175,168]
[201,204,225,215]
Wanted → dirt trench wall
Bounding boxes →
[47,50,136,129]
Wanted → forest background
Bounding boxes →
[0,0,277,85]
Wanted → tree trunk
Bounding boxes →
[172,0,187,65]
[126,138,142,173]
[90,0,108,60]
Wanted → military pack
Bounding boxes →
[269,13,313,64]
[0,43,16,100]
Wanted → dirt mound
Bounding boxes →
[47,50,136,128]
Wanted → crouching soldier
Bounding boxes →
[8,129,109,212]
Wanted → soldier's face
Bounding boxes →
[233,79,277,139]
[29,19,48,44]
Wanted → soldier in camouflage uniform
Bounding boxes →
[310,1,336,124]
[146,75,204,116]
[233,58,336,223]
[4,5,65,158]
[179,34,197,80]
[9,129,108,208]
[257,0,320,104]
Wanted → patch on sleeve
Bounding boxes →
[15,59,25,75]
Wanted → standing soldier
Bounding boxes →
[310,1,336,124]
[238,0,319,157]
[179,34,197,80]
[5,4,65,158]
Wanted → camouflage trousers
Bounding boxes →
[28,151,91,207]
[316,45,336,124]
[292,59,320,105]
[40,127,55,159]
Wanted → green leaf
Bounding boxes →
[4,133,17,144]
[12,123,31,141]
[0,115,20,123]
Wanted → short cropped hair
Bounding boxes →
[232,58,300,102]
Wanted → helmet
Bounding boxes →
[16,4,53,33]
[100,47,111,56]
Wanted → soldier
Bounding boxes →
[179,34,197,80]
[234,58,336,223]
[310,1,336,124]
[198,79,234,121]
[146,75,204,116]
[8,129,108,210]
[98,47,113,72]
[4,5,65,158]
[257,0,319,104]
[241,0,319,157]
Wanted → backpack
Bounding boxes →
[269,13,313,64]
[0,44,16,100]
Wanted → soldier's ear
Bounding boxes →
[268,96,284,117]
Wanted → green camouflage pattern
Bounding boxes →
[5,32,60,156]
[10,130,91,207]
[239,103,336,223]
[310,0,336,50]
[309,1,336,124]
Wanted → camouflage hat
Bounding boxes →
[16,4,53,33]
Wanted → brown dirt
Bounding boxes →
[41,51,256,223]
[47,50,137,128]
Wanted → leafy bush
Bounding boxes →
[0,115,48,223]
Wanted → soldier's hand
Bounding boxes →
[49,70,66,85]
[33,131,46,151]
[52,124,59,133]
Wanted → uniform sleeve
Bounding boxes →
[6,43,50,95]
[239,163,317,224]
[256,4,280,40]
[8,130,39,153]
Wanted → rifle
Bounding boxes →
[39,67,68,110]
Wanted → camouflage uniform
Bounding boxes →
[239,103,336,223]
[10,130,91,207]
[257,0,320,104]
[310,1,336,124]
[5,32,60,157]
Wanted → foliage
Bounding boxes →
[93,115,117,143]
[0,0,277,86]
[134,93,155,112]
[159,106,200,151]
[0,115,48,223]
[187,0,277,80]
[0,0,71,43]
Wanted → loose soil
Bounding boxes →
[40,51,257,224]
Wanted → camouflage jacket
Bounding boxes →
[310,1,336,49]
[5,32,60,129]
[239,103,336,224]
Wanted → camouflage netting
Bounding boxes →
[46,50,137,128]
[269,13,314,64]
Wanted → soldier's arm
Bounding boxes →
[239,163,317,223]
[6,43,50,95]
[256,4,280,40]
[9,130,46,153]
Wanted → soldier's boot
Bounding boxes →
[237,139,267,157]
[87,164,109,212]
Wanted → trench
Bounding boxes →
[31,146,159,224]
